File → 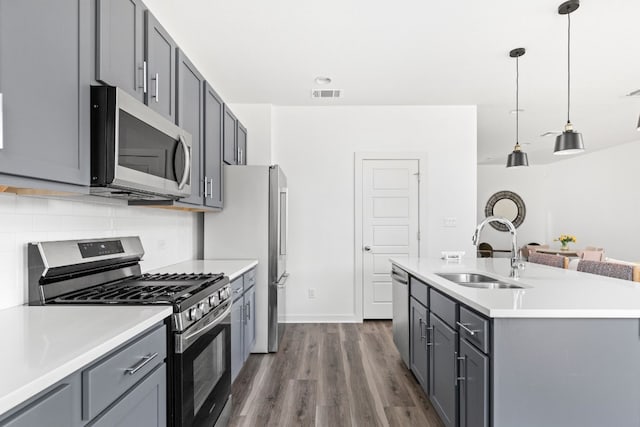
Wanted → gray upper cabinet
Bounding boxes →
[0,0,90,188]
[145,11,176,122]
[237,122,247,165]
[95,0,146,102]
[429,313,458,427]
[223,106,237,165]
[459,338,489,427]
[176,50,204,206]
[203,82,224,208]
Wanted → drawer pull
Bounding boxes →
[456,321,479,337]
[124,352,158,376]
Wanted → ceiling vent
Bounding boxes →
[311,89,342,99]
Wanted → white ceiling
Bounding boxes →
[144,0,640,165]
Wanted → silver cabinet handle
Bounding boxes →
[139,61,147,93]
[203,176,209,198]
[247,301,251,320]
[236,145,240,164]
[125,352,158,376]
[425,325,434,346]
[152,72,159,102]
[233,288,242,295]
[456,352,466,384]
[209,178,215,200]
[0,93,3,150]
[457,321,478,337]
[177,135,190,190]
[240,148,244,164]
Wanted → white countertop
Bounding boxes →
[391,257,640,318]
[0,305,172,418]
[151,259,258,281]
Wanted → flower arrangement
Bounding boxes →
[554,234,577,250]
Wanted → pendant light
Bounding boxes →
[507,48,529,168]
[554,0,584,155]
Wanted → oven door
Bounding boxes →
[174,302,231,427]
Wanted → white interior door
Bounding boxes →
[362,159,420,319]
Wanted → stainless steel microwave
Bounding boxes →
[90,86,192,201]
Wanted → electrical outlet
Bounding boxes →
[308,288,316,299]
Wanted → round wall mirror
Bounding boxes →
[484,191,526,231]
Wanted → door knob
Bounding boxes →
[364,246,371,252]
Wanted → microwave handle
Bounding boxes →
[177,135,191,190]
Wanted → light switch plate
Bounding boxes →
[443,217,457,227]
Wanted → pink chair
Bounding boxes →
[528,252,568,269]
[577,260,634,281]
[580,250,604,262]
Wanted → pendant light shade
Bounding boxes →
[506,47,529,168]
[554,0,584,156]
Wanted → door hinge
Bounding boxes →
[413,172,420,182]
[417,230,421,241]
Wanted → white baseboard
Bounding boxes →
[281,314,361,323]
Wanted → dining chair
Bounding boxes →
[580,250,604,262]
[577,260,634,281]
[528,252,569,269]
[520,243,549,260]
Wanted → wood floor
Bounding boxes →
[229,322,444,427]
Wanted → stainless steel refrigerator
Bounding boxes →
[204,165,288,352]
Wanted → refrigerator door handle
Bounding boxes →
[279,188,288,256]
[275,273,289,288]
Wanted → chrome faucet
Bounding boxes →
[472,216,524,279]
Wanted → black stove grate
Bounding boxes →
[54,272,225,304]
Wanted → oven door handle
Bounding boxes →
[175,302,231,354]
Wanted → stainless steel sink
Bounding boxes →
[436,273,524,289]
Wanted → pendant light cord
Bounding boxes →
[516,55,520,143]
[567,12,571,124]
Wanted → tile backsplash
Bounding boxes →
[0,192,201,310]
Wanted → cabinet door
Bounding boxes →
[145,11,176,122]
[231,299,244,382]
[410,297,429,392]
[96,0,145,102]
[459,339,489,427]
[429,313,458,427]
[90,364,166,427]
[243,286,256,361]
[0,383,74,427]
[237,122,247,165]
[203,82,224,208]
[223,106,237,165]
[176,50,204,206]
[0,0,90,187]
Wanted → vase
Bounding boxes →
[560,242,569,251]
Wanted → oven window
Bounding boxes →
[193,329,226,415]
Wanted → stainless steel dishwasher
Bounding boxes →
[391,264,410,368]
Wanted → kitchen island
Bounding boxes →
[391,257,640,427]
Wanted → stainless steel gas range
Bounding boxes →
[27,236,232,427]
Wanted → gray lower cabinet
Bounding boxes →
[0,0,90,189]
[410,297,429,391]
[0,323,167,427]
[458,338,489,427]
[95,0,146,102]
[223,106,238,165]
[230,268,257,382]
[176,49,204,206]
[429,313,458,427]
[203,82,224,208]
[145,11,176,122]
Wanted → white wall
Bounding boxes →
[478,139,640,261]
[272,105,477,322]
[0,194,200,310]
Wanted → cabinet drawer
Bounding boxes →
[82,324,166,421]
[231,276,244,301]
[430,288,457,328]
[244,268,256,289]
[410,276,428,306]
[458,306,490,354]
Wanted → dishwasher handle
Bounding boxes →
[391,271,408,285]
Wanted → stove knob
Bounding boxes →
[198,302,206,313]
[208,295,219,307]
[188,306,203,321]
